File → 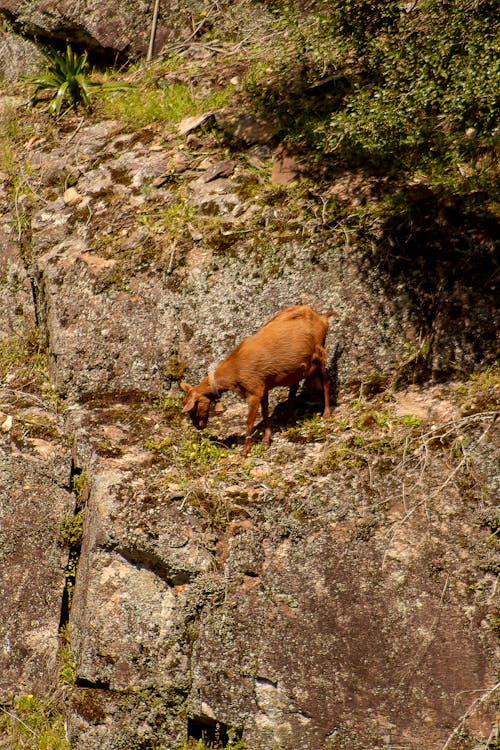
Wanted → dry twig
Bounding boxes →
[440,681,500,750]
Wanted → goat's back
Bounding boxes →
[232,305,329,378]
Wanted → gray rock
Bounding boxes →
[0,411,73,700]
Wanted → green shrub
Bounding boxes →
[178,434,227,470]
[327,0,500,169]
[247,0,500,174]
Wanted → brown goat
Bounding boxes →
[181,305,332,456]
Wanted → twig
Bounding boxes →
[440,682,500,750]
[166,241,177,275]
[397,574,449,683]
[147,0,161,62]
[399,410,497,501]
[65,116,85,144]
[0,388,48,407]
[161,8,214,57]
[0,705,36,735]
[417,411,497,443]
[14,180,25,242]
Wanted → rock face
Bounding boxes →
[0,71,499,750]
[0,0,202,59]
[0,0,142,56]
[0,28,42,81]
[62,392,499,750]
[0,443,73,699]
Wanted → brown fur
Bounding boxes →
[181,305,332,456]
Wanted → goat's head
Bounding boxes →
[180,382,215,430]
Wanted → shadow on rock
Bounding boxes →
[358,184,499,380]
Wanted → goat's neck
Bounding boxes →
[211,360,239,396]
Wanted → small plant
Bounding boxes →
[71,470,89,501]
[59,650,76,685]
[393,338,432,386]
[455,367,500,416]
[178,434,227,470]
[30,43,130,115]
[31,44,93,114]
[177,724,247,749]
[63,551,79,610]
[59,511,84,547]
[159,391,185,427]
[146,431,228,472]
[58,625,76,685]
[167,358,187,382]
[145,435,175,456]
[60,510,85,610]
[286,413,330,443]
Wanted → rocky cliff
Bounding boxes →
[0,17,499,750]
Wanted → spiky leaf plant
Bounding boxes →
[31,44,130,115]
[31,44,93,114]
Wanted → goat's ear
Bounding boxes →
[180,381,192,395]
[182,392,198,413]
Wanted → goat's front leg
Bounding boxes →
[242,394,261,457]
[261,391,271,447]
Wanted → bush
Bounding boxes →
[248,0,500,174]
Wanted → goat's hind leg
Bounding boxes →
[315,345,331,418]
[261,391,272,447]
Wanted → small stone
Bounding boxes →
[200,159,236,183]
[63,186,83,205]
[230,113,277,145]
[178,112,216,137]
[1,414,13,432]
[271,143,300,185]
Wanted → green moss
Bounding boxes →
[145,436,175,456]
[59,644,76,685]
[71,470,89,501]
[285,413,330,443]
[95,440,124,457]
[178,434,228,470]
